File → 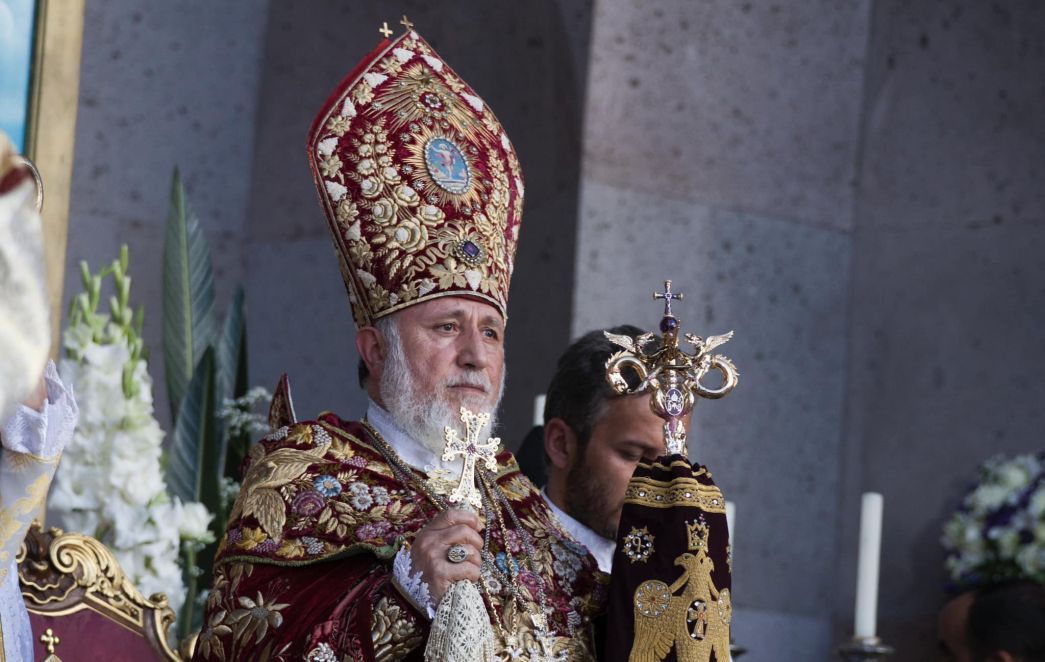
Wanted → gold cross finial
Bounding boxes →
[400,15,414,31]
[653,279,683,317]
[379,22,393,38]
[40,628,60,653]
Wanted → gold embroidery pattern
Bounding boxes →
[308,29,523,327]
[624,476,726,513]
[623,526,656,564]
[629,521,731,662]
[371,595,423,662]
[228,424,332,541]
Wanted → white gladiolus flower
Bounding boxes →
[175,500,216,543]
[52,266,215,621]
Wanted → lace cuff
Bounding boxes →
[391,545,435,619]
[1,361,78,458]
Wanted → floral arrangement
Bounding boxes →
[942,452,1045,590]
[50,247,214,616]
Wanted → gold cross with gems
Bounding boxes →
[441,407,500,509]
[378,22,393,38]
[653,279,683,317]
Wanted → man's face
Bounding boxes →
[938,591,974,662]
[564,394,677,540]
[377,297,505,449]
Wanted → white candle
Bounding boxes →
[533,394,546,427]
[725,500,736,547]
[854,492,884,639]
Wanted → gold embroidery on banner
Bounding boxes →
[371,595,423,662]
[623,526,656,564]
[629,520,731,662]
[623,477,725,513]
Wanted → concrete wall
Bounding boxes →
[836,2,1045,656]
[245,0,592,438]
[67,1,270,426]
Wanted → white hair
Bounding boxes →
[376,315,504,452]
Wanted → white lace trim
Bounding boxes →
[392,545,435,619]
[424,580,495,662]
[0,560,32,662]
[1,360,78,458]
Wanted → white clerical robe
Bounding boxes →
[0,134,50,428]
[0,362,78,661]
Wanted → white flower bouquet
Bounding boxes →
[941,452,1045,589]
[51,247,214,617]
[53,172,262,641]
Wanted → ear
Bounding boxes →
[543,418,579,470]
[355,326,387,381]
[986,653,1016,662]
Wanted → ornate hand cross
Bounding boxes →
[654,279,684,317]
[442,407,500,510]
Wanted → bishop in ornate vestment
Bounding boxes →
[193,23,607,662]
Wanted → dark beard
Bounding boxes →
[563,450,617,540]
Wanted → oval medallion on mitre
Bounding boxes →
[424,137,471,194]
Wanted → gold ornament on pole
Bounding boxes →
[604,280,739,455]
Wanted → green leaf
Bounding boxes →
[163,168,217,421]
[166,348,220,509]
[216,287,247,412]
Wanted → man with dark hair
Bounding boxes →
[938,580,1045,662]
[539,325,681,572]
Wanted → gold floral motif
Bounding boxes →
[229,426,332,541]
[320,154,343,180]
[327,115,350,137]
[381,56,403,77]
[371,595,423,662]
[352,83,374,105]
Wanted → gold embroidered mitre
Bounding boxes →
[307,27,525,327]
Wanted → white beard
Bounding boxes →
[377,321,504,453]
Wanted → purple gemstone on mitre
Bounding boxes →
[660,316,679,333]
[462,241,481,258]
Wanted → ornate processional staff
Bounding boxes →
[604,280,739,455]
[601,280,742,662]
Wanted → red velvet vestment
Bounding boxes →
[192,414,607,661]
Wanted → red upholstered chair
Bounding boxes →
[17,522,182,661]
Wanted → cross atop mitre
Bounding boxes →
[441,407,501,510]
